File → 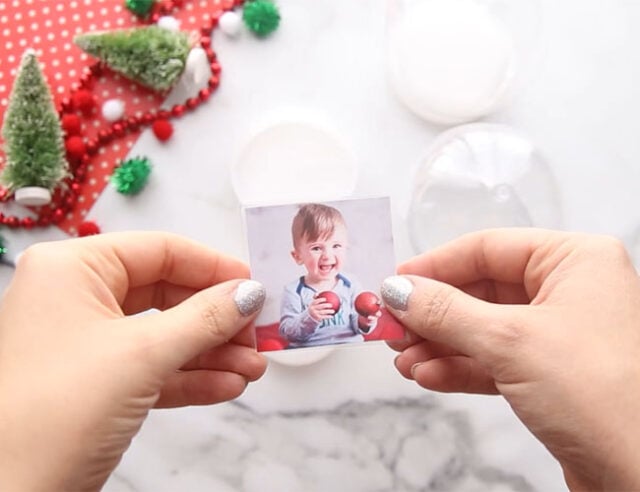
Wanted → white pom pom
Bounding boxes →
[184,47,209,86]
[157,15,181,32]
[219,11,242,37]
[101,99,125,122]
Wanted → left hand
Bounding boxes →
[0,232,267,491]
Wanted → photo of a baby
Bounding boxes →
[245,197,405,351]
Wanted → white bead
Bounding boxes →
[157,15,181,32]
[101,99,125,122]
[184,47,209,86]
[219,11,242,37]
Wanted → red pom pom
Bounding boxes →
[77,221,101,237]
[152,119,173,142]
[72,89,96,114]
[61,114,82,136]
[65,136,86,160]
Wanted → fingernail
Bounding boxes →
[381,275,413,311]
[410,362,423,378]
[234,280,266,316]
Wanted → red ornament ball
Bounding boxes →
[152,119,173,141]
[77,221,101,237]
[355,291,381,317]
[72,89,96,113]
[317,291,341,312]
[65,136,86,160]
[61,114,82,136]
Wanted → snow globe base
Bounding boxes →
[14,186,52,207]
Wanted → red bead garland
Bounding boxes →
[0,0,230,234]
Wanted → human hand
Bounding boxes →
[0,232,267,492]
[308,296,336,321]
[382,229,640,491]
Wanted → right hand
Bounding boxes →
[308,296,335,321]
[382,229,640,491]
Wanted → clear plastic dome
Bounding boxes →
[408,123,562,252]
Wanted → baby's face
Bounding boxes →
[292,223,348,284]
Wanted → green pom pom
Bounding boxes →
[125,0,155,17]
[243,0,280,37]
[112,156,151,195]
[0,235,7,259]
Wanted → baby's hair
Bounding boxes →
[291,203,346,248]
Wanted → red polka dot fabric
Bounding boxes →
[0,0,229,235]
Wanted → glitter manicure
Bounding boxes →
[234,280,266,316]
[381,276,414,311]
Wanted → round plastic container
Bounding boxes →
[386,0,541,125]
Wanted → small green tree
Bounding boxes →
[1,50,69,195]
[74,26,190,91]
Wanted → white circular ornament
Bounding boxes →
[183,47,209,86]
[219,11,242,37]
[157,15,181,32]
[14,186,52,206]
[101,99,125,122]
[387,0,517,125]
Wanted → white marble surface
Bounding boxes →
[2,0,640,490]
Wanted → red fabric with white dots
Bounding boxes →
[0,0,229,235]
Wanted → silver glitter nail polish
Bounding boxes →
[234,280,266,316]
[381,276,413,311]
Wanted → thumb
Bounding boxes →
[127,279,266,370]
[381,275,520,359]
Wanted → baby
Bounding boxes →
[279,203,379,348]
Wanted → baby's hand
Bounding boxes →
[308,296,336,321]
[359,311,382,333]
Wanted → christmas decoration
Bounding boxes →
[242,0,281,37]
[354,291,381,317]
[0,0,279,236]
[152,119,173,141]
[77,220,101,236]
[0,49,69,207]
[65,136,87,161]
[61,114,82,136]
[125,0,155,17]
[101,99,126,122]
[112,156,151,195]
[157,16,181,32]
[219,11,242,37]
[0,234,7,258]
[317,291,341,312]
[71,89,96,114]
[73,26,191,92]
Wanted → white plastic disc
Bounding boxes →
[14,186,52,206]
[184,47,209,87]
[231,121,358,206]
[219,11,242,37]
[387,0,517,125]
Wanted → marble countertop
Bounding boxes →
[2,0,640,490]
